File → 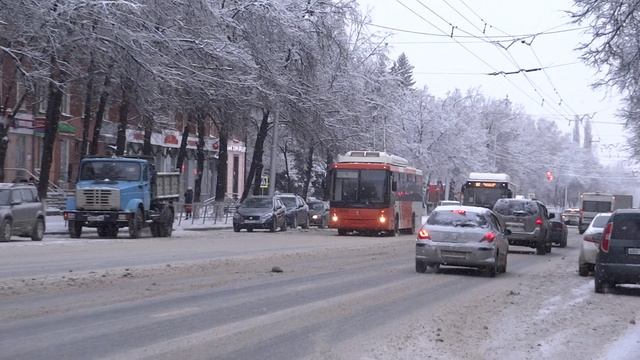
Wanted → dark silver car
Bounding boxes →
[233,196,287,232]
[0,183,46,241]
[415,206,510,277]
[307,199,329,228]
[277,193,309,229]
[594,209,640,293]
[493,199,553,255]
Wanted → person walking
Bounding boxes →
[184,187,194,220]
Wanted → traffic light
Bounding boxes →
[545,170,554,182]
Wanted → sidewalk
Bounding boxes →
[45,215,233,235]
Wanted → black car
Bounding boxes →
[549,212,568,248]
[233,196,287,232]
[594,209,640,293]
[307,199,329,228]
[493,199,553,255]
[277,193,309,229]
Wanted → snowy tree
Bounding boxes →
[571,0,640,157]
[584,118,593,150]
[390,53,416,89]
[572,118,581,145]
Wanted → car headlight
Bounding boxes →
[312,214,319,220]
[262,212,273,219]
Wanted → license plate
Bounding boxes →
[244,220,260,224]
[87,215,104,221]
[628,248,640,255]
[441,250,466,258]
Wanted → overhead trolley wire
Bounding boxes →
[397,0,574,121]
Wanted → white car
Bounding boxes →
[578,213,611,276]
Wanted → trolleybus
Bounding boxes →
[327,151,423,236]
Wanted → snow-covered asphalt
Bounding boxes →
[0,226,638,359]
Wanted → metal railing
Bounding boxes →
[176,196,240,226]
[4,167,71,209]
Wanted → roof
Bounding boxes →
[81,157,147,163]
[337,151,409,167]
[612,209,640,214]
[468,172,511,182]
[433,205,492,213]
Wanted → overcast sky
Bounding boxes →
[357,0,630,166]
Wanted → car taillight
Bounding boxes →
[481,232,496,242]
[535,217,543,226]
[601,223,612,252]
[417,229,431,241]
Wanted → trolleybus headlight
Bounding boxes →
[331,214,338,222]
[378,215,386,224]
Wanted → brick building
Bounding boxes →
[0,58,245,200]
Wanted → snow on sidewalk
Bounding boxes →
[45,215,232,235]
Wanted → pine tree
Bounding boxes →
[390,53,415,88]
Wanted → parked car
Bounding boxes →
[579,213,611,276]
[0,183,46,241]
[493,198,553,255]
[307,198,329,228]
[561,208,580,225]
[594,209,640,293]
[233,195,287,232]
[549,212,568,248]
[277,193,309,229]
[415,205,509,277]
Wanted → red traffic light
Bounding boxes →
[545,171,554,181]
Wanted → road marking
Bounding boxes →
[151,307,201,319]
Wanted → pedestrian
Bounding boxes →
[184,187,194,219]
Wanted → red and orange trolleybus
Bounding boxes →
[327,151,424,236]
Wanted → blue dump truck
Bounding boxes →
[63,156,180,238]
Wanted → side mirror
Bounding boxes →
[504,229,512,236]
[549,213,555,219]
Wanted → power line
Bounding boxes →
[411,61,580,75]
[401,0,575,121]
[365,22,588,39]
[443,1,581,119]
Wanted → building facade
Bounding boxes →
[0,58,245,200]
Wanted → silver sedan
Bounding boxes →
[415,205,510,277]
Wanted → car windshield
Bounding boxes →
[280,197,297,209]
[309,202,324,211]
[494,200,538,216]
[241,197,272,208]
[591,215,610,228]
[427,209,488,227]
[80,161,141,181]
[331,169,387,204]
[0,190,10,205]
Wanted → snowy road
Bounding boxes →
[0,227,638,359]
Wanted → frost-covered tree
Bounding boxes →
[584,118,593,149]
[390,52,416,89]
[571,0,640,157]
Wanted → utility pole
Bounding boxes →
[268,108,279,196]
